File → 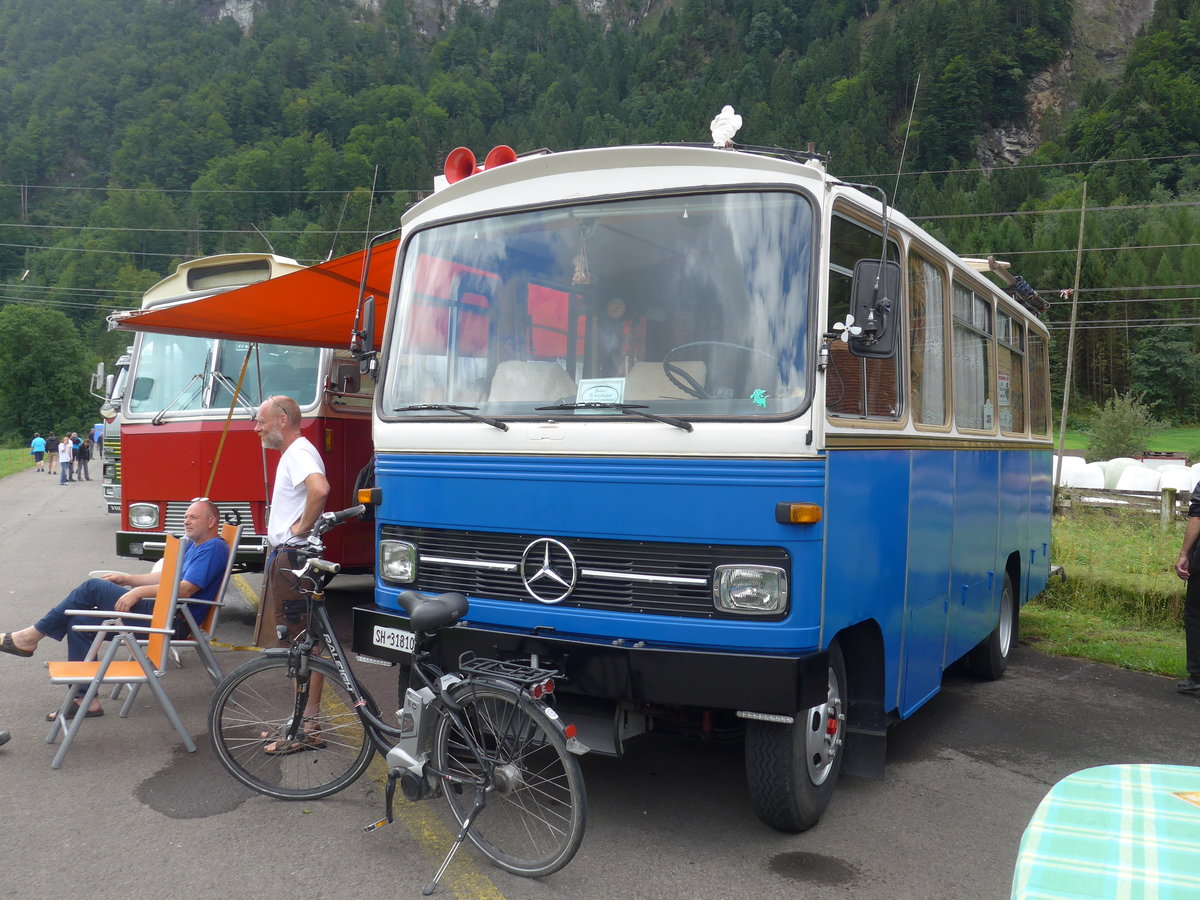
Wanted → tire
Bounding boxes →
[209,655,376,800]
[433,682,587,878]
[969,571,1017,681]
[745,641,847,833]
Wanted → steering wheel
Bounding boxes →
[662,341,779,400]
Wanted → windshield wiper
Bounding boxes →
[150,373,204,426]
[535,402,693,432]
[395,404,509,431]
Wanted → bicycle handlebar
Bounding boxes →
[315,504,367,535]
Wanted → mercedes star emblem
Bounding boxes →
[520,538,578,604]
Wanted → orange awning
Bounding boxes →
[109,239,398,349]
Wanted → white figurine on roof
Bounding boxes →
[710,105,742,147]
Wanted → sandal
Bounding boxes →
[262,717,325,755]
[47,700,104,721]
[0,633,33,658]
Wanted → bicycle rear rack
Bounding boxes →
[456,652,560,688]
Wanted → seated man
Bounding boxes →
[0,499,229,719]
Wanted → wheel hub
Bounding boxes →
[491,762,524,797]
[804,667,845,786]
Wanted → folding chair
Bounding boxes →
[44,535,196,769]
[170,522,242,685]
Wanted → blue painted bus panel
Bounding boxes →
[374,453,827,653]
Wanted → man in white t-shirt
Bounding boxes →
[251,394,331,647]
[250,395,331,755]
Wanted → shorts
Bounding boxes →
[251,544,310,649]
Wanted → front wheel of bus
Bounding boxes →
[744,641,846,833]
[969,571,1017,681]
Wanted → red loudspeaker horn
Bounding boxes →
[483,145,518,170]
[444,147,479,184]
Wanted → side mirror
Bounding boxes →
[356,296,376,375]
[848,259,901,359]
[131,376,155,402]
[90,362,105,392]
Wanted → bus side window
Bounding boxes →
[908,254,948,427]
[826,213,900,419]
[952,282,995,431]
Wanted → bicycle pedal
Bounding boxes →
[363,818,391,833]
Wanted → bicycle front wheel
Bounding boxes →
[209,655,376,800]
[433,682,587,878]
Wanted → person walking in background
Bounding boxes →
[46,431,58,475]
[57,435,73,485]
[29,433,46,472]
[69,432,82,481]
[77,436,93,481]
[1175,490,1200,693]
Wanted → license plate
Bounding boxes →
[373,625,416,655]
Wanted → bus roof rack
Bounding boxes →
[962,256,1049,316]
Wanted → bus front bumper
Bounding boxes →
[117,531,268,569]
[352,604,828,717]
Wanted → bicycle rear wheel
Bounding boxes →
[432,682,586,878]
[209,655,376,800]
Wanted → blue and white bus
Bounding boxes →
[352,137,1053,831]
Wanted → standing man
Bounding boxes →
[77,435,93,481]
[57,435,73,484]
[1175,490,1200,693]
[46,431,58,476]
[30,432,46,472]
[251,395,330,754]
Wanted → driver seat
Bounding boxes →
[624,360,706,401]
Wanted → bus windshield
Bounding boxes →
[382,191,814,419]
[128,334,322,415]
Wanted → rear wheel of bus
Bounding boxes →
[969,571,1017,681]
[744,640,847,832]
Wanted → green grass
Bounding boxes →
[0,447,36,479]
[1029,509,1187,677]
[1054,424,1200,457]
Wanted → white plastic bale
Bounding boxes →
[1102,457,1141,489]
[1160,466,1199,492]
[1065,462,1106,489]
[1114,465,1161,492]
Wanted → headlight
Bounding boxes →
[379,540,417,584]
[713,565,788,615]
[128,503,160,529]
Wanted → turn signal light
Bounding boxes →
[775,502,822,524]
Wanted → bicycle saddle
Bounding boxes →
[401,590,469,633]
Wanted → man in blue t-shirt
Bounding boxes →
[0,500,229,718]
[29,433,46,472]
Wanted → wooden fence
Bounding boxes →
[1055,487,1192,529]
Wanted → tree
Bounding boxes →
[0,304,96,442]
[1084,392,1164,462]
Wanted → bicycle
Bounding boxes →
[207,505,588,894]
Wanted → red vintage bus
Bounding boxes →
[108,253,375,570]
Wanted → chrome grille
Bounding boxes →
[165,500,259,535]
[383,526,789,619]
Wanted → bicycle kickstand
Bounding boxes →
[423,788,486,896]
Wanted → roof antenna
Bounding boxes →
[326,192,352,262]
[251,223,276,255]
[892,72,920,209]
[362,165,379,251]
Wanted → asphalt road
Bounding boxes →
[1,466,1197,899]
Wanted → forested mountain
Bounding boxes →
[0,0,1197,438]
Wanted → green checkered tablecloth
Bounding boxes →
[1011,764,1200,899]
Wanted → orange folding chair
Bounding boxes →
[44,535,196,769]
